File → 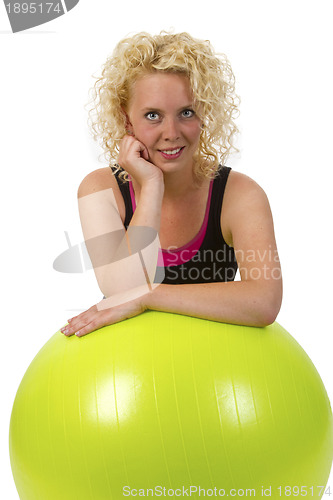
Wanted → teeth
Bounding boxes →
[161,147,182,155]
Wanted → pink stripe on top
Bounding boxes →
[128,179,214,267]
[129,179,137,211]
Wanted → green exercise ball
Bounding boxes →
[9,312,333,499]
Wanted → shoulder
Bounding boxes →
[225,169,269,204]
[222,169,273,246]
[77,167,126,221]
[77,167,117,198]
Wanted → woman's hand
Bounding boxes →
[60,294,148,338]
[118,134,163,187]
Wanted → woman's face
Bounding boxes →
[125,72,202,173]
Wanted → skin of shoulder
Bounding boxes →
[221,170,274,248]
[77,167,126,222]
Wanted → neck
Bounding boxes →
[162,167,201,201]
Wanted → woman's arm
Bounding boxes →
[145,172,283,327]
[77,135,164,302]
[145,281,280,327]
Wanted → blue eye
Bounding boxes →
[145,112,159,121]
[182,109,195,118]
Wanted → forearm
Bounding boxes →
[100,179,164,298]
[145,279,282,327]
[128,180,164,231]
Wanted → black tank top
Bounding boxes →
[113,166,238,285]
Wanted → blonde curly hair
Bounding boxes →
[88,31,240,181]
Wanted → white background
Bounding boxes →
[1,0,332,496]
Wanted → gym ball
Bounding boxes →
[9,311,333,499]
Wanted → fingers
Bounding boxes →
[118,134,152,164]
[61,317,102,337]
[60,305,108,337]
[118,135,146,164]
[74,317,105,337]
[141,144,150,161]
[60,295,146,338]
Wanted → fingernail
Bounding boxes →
[75,331,80,337]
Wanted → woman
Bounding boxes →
[61,31,282,338]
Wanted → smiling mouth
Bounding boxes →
[160,147,183,154]
[159,146,185,158]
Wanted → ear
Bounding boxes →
[121,107,134,135]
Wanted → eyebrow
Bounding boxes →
[141,104,194,112]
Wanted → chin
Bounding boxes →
[155,161,185,173]
[154,154,189,168]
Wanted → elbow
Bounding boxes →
[250,282,283,327]
[256,306,279,327]
[251,307,279,328]
[256,296,282,327]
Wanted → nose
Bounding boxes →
[162,117,180,141]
